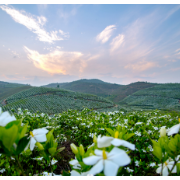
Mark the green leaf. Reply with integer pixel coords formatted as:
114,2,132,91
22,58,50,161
106,128,114,136
2,125,18,151
153,146,162,160
48,147,56,156
177,163,180,175
5,120,21,129
56,147,65,153
125,133,134,140
15,136,30,155
19,123,28,139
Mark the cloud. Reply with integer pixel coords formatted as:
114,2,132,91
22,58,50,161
96,25,116,44
24,46,86,75
124,61,157,72
110,34,124,52
0,5,68,43
175,48,180,52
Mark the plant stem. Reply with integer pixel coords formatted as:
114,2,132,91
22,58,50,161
169,158,178,176
15,156,26,176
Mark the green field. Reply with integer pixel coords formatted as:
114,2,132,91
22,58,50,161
0,87,115,114
119,83,180,110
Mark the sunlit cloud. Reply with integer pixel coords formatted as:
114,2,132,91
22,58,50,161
96,25,116,44
110,34,124,53
24,46,86,75
124,61,157,72
0,5,68,43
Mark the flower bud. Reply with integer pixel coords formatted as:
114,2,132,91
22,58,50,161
70,143,78,154
36,142,44,151
79,144,84,156
160,127,166,137
93,135,97,143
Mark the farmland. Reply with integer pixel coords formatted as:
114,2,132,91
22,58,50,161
0,87,115,114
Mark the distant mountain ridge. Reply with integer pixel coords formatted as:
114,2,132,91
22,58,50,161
43,79,158,103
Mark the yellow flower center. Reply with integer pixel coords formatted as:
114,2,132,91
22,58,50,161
30,131,34,137
179,118,180,123
165,161,168,166
114,131,119,138
102,150,107,159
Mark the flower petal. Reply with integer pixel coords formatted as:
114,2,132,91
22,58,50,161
83,156,101,165
88,159,103,175
156,166,162,174
111,139,135,150
33,128,48,135
167,124,180,136
108,147,131,166
30,137,36,151
34,134,47,142
70,170,80,176
97,136,113,148
69,159,78,165
104,160,119,176
162,166,169,176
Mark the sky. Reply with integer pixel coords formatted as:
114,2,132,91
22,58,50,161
0,2,180,86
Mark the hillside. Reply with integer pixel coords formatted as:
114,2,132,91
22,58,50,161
0,87,114,114
43,79,122,98
119,83,180,110
109,82,158,102
0,81,32,101
43,80,158,103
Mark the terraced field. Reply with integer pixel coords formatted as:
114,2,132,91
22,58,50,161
119,83,180,110
0,87,115,114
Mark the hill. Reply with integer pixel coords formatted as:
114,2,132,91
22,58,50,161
119,83,180,110
109,81,158,102
43,80,158,103
43,79,122,98
0,87,115,114
0,81,32,101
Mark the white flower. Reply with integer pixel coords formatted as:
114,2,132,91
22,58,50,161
167,119,180,136
70,170,90,176
42,172,53,176
126,167,134,172
149,162,156,167
135,122,143,125
135,161,139,167
83,147,131,176
27,128,48,151
97,133,135,150
156,159,177,176
51,159,58,165
32,157,43,161
69,157,81,170
0,108,16,127
0,168,5,173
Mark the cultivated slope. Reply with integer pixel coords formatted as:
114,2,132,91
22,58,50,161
119,83,180,110
0,81,32,100
0,87,114,114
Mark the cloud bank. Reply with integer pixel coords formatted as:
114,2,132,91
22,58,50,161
0,5,68,43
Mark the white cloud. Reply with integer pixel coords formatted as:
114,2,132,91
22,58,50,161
96,25,116,44
24,46,86,75
175,48,180,52
110,34,124,52
0,5,68,44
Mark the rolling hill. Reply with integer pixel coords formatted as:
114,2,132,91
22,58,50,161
119,83,180,110
43,79,158,103
0,86,115,114
0,81,32,101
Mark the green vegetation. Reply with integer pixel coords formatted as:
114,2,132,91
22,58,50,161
43,79,157,103
0,108,180,176
119,83,180,110
0,81,31,101
0,87,114,114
